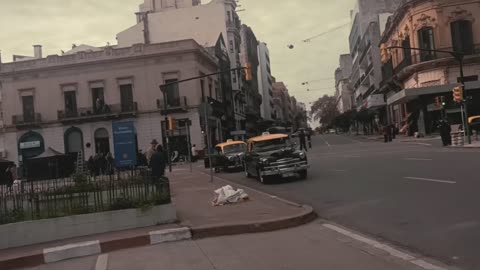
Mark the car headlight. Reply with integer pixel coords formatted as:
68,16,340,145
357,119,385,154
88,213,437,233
299,152,306,160
228,156,235,161
260,158,270,166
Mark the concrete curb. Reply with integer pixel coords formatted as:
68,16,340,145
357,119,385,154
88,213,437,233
191,205,317,239
0,227,191,270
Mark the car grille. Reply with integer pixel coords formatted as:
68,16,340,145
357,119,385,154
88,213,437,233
270,158,301,166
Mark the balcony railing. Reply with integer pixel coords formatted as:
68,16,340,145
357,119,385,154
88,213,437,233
12,113,42,126
58,102,138,122
158,96,188,115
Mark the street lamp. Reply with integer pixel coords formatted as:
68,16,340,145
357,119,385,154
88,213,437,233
383,45,472,144
203,100,215,183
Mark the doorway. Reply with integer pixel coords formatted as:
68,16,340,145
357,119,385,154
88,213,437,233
94,128,110,154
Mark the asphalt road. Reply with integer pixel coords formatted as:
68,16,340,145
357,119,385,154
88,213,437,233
215,134,480,270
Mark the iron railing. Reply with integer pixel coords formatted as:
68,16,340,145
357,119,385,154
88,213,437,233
0,169,170,225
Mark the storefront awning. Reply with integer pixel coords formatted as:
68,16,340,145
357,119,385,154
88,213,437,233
387,84,459,106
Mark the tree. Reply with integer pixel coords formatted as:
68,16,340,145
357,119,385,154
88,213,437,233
311,95,339,127
333,110,357,132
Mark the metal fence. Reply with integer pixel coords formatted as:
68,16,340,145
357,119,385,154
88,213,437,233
0,169,170,225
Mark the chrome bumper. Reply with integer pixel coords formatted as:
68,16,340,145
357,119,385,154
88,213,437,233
260,161,309,176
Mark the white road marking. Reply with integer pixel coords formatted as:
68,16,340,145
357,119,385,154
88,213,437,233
404,177,456,184
406,142,433,146
95,254,109,270
323,223,448,270
319,135,331,147
403,158,433,161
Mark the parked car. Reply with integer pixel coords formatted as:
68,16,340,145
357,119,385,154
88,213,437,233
204,140,246,172
244,133,309,183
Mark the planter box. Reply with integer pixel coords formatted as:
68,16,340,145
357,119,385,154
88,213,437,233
0,203,176,249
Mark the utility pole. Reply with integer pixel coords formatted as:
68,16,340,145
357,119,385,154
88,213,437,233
204,102,214,182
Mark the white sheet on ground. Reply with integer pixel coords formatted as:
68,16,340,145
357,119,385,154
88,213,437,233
212,185,249,206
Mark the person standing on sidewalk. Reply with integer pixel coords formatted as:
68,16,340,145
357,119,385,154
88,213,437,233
146,139,158,166
438,119,452,146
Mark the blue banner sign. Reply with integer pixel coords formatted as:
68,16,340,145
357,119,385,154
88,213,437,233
112,121,137,168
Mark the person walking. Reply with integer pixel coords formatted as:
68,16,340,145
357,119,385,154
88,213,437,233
306,130,312,149
191,144,198,162
438,119,452,146
105,152,114,175
299,130,308,151
150,145,167,178
383,124,392,143
5,163,17,190
146,139,158,166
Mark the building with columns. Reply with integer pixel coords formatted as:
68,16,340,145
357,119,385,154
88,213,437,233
0,40,221,166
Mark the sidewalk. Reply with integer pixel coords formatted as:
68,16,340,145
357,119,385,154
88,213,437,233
0,166,315,269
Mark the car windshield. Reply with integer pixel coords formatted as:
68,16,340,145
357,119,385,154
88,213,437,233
253,138,290,152
223,144,245,154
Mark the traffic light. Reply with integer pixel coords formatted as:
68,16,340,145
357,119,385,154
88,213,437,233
440,96,446,107
380,43,391,64
168,116,175,131
453,85,464,103
434,96,440,106
245,63,252,81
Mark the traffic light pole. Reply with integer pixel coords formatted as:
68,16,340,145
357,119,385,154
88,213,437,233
160,87,173,173
457,56,472,144
385,46,472,144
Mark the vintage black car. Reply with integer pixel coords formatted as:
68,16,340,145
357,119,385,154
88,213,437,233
205,140,247,172
244,133,309,183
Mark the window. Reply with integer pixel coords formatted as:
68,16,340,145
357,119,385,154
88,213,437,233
22,95,35,122
418,27,435,62
402,36,412,65
200,79,205,102
451,20,474,55
208,80,213,98
120,84,134,112
64,91,78,117
92,87,105,114
229,40,234,53
164,79,180,107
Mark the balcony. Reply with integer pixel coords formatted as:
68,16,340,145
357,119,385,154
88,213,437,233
12,113,42,128
57,102,138,123
158,96,188,115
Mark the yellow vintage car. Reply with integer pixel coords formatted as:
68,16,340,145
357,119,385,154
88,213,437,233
205,140,247,172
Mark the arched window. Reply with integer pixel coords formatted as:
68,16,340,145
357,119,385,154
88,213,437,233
418,27,435,62
64,127,83,154
451,20,474,55
402,36,412,65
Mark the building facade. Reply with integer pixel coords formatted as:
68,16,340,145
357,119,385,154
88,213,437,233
348,0,402,118
335,54,354,114
117,0,247,133
257,42,274,120
380,0,480,135
240,24,262,137
0,40,221,165
272,82,293,125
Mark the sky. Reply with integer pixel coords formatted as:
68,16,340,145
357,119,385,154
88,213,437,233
0,0,355,107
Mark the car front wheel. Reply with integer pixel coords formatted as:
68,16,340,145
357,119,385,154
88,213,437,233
299,170,308,180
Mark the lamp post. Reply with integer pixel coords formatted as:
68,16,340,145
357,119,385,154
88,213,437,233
384,46,471,144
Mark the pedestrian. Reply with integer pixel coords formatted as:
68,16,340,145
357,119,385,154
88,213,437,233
299,130,308,151
383,124,392,143
306,130,312,149
438,119,452,146
146,139,158,166
5,163,17,190
137,150,147,167
87,155,95,177
150,145,166,178
105,152,114,175
191,144,198,162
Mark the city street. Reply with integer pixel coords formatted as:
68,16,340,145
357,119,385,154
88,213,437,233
213,135,480,270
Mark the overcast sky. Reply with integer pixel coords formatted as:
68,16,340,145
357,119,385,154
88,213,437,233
0,0,354,106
